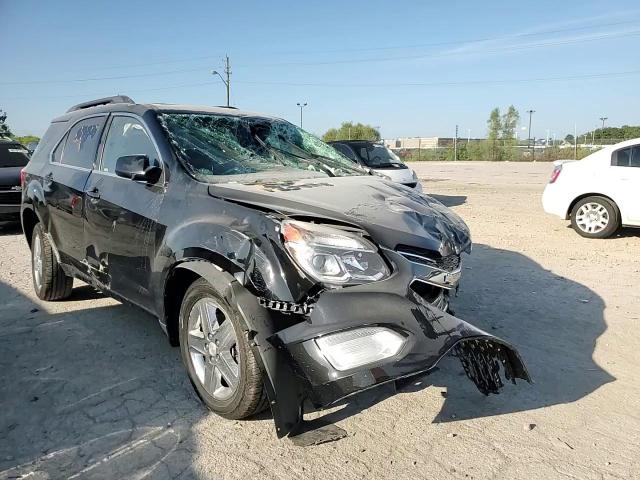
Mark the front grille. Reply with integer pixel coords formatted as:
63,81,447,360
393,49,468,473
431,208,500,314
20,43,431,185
396,245,461,272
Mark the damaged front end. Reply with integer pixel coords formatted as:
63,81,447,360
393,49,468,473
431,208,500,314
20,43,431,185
227,243,531,438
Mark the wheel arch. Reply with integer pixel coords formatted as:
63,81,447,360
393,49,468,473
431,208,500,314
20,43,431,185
567,193,621,221
21,206,40,249
162,259,237,347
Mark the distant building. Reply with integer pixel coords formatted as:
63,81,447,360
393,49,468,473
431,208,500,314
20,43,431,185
383,137,439,150
384,137,480,149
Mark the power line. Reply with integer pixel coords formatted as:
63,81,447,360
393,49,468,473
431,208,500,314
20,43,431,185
268,19,640,55
234,69,640,88
3,24,640,86
3,69,637,102
0,66,208,86
242,30,640,67
0,81,221,101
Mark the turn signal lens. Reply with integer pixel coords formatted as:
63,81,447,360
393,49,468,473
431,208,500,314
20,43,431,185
315,327,406,371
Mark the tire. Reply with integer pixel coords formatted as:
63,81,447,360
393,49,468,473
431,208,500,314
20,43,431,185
31,223,73,301
179,278,266,419
570,196,619,239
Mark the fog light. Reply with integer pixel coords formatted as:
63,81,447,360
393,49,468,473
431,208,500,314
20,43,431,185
315,327,406,371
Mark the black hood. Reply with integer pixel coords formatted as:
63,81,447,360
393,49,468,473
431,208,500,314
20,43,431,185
208,176,471,257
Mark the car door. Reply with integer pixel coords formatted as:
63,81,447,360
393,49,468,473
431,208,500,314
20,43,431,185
83,114,166,310
609,145,640,223
43,115,107,267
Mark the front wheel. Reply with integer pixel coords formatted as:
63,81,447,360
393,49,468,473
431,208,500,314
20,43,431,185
570,196,619,239
31,223,73,300
179,278,266,419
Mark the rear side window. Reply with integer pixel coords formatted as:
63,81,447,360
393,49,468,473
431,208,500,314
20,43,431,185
29,121,68,166
59,116,107,169
52,133,67,163
612,146,640,167
0,143,30,168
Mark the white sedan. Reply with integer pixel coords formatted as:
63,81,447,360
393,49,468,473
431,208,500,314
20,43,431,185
542,138,640,238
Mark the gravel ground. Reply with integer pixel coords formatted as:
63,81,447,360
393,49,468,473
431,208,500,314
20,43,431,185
1,161,639,479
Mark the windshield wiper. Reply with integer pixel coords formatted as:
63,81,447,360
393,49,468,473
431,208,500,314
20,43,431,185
253,135,336,177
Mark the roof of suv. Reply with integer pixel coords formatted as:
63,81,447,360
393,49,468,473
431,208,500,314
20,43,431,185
52,95,277,123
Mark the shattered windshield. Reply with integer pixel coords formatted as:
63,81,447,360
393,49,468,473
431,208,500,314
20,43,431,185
159,113,367,182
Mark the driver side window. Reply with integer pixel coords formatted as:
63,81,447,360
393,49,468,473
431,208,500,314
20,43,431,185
101,116,160,174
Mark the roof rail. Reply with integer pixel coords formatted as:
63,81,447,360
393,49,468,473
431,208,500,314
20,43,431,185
67,95,134,113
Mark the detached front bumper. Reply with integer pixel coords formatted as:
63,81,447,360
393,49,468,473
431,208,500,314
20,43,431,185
229,251,530,438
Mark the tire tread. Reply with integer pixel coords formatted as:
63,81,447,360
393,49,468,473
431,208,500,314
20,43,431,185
32,224,73,301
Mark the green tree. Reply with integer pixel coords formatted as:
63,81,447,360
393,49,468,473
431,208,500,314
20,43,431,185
487,108,502,160
501,105,519,142
322,122,380,142
15,135,40,146
564,134,575,145
0,109,13,138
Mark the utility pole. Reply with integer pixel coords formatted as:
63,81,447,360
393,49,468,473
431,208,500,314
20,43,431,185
454,125,459,161
532,137,536,162
599,116,608,145
296,102,307,128
599,116,607,130
467,128,471,144
526,110,535,157
211,55,231,107
574,124,578,160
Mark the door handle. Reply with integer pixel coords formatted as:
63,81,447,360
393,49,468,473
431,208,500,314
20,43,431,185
86,187,101,199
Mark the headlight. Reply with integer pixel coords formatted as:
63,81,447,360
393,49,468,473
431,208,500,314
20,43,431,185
281,220,390,285
315,327,406,371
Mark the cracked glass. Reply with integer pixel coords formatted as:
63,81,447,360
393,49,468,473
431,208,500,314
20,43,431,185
158,113,367,183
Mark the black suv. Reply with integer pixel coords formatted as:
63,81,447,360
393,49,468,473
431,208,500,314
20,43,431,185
21,96,529,437
1,138,30,222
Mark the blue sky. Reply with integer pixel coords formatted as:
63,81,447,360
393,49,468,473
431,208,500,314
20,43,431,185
2,0,639,140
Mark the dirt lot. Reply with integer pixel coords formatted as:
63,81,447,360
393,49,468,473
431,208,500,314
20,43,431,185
1,161,639,479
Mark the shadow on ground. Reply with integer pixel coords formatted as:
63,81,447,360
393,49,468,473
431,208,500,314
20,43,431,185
0,281,204,479
428,194,467,207
0,243,612,478
0,221,22,237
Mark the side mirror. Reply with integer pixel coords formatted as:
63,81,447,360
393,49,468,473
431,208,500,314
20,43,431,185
115,155,162,184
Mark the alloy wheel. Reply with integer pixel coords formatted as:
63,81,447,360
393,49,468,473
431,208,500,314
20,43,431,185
32,232,43,291
187,298,240,401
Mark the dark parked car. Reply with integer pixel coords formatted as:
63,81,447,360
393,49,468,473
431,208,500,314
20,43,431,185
329,140,422,191
0,138,30,223
21,96,530,438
